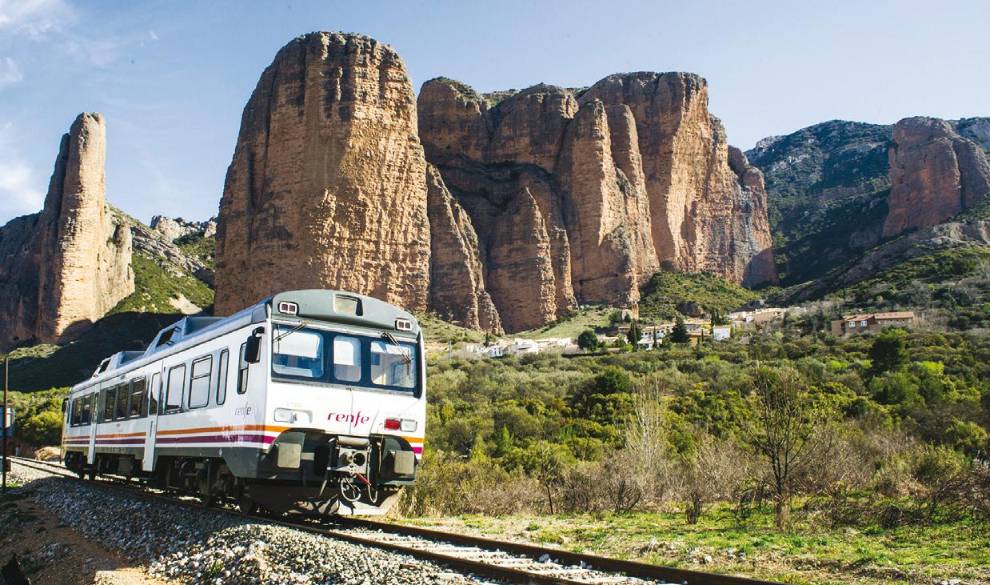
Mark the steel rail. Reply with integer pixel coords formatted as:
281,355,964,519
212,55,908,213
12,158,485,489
8,457,780,585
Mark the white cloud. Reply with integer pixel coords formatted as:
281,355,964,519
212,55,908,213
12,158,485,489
0,56,23,87
0,0,75,38
0,122,44,222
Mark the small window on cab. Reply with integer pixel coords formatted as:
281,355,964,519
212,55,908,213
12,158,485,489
333,295,362,316
237,343,249,394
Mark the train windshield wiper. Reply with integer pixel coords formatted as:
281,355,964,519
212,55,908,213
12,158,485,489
382,332,412,365
273,322,307,346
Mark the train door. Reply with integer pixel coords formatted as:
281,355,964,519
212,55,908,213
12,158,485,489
87,389,99,465
142,370,162,472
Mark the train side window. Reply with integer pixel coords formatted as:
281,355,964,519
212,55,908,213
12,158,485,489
237,343,249,394
149,373,160,415
217,349,229,405
81,394,93,425
129,377,146,418
69,398,80,426
102,387,116,422
189,356,212,409
114,384,129,420
165,365,186,413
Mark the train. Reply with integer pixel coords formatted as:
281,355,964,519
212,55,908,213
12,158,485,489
60,289,426,515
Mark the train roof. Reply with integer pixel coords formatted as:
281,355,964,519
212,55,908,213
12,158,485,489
78,289,420,389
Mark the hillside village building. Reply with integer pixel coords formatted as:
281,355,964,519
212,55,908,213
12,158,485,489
830,311,915,336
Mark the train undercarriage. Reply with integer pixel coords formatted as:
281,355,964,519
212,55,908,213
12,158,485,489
63,432,417,516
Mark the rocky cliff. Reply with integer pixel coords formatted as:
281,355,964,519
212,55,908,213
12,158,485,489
747,120,893,284
150,215,216,242
419,73,776,331
213,33,776,332
0,113,133,350
214,32,431,315
882,117,990,238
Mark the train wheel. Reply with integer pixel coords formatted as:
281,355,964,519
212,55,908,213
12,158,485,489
86,467,96,481
238,491,257,516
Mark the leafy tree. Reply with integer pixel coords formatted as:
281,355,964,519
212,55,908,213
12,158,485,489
670,317,690,344
627,321,643,348
577,330,599,352
869,328,909,375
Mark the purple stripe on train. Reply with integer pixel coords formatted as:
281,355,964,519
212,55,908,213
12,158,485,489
156,433,275,445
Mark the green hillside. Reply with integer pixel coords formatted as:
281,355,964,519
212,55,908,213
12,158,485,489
638,271,763,321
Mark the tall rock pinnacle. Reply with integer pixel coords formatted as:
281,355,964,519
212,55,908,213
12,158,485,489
0,113,133,350
214,32,431,315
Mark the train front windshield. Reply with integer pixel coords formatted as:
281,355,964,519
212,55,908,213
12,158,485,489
271,324,419,393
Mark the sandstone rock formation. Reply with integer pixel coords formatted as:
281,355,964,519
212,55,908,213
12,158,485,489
418,73,776,330
883,117,990,238
425,165,502,333
150,215,217,242
0,113,133,350
215,33,776,332
214,32,431,315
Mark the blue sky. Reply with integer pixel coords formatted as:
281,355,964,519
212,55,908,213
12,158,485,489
1,0,988,226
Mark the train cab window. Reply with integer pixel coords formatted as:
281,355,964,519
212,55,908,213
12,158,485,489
149,373,160,415
189,356,212,409
102,388,116,422
114,384,129,420
370,340,417,390
333,336,362,382
272,326,324,379
217,350,229,405
165,365,186,413
237,343,249,394
129,378,147,418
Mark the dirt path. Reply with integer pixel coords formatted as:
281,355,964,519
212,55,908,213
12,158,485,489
1,490,173,585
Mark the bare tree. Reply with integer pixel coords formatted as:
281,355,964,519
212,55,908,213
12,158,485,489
745,366,835,528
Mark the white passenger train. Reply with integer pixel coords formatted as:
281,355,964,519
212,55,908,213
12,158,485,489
60,289,425,515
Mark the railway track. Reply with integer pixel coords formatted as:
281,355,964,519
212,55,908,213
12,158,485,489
7,456,779,585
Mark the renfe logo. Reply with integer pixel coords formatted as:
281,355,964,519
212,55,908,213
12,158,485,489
328,411,371,426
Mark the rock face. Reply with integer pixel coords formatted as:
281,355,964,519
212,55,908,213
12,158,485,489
215,33,776,332
419,73,776,331
0,113,133,350
883,117,990,238
150,215,217,242
746,120,893,285
214,32,431,315
425,165,502,333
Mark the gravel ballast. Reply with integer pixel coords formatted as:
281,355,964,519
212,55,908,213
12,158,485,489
8,462,484,584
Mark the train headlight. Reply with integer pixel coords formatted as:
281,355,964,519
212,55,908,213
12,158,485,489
274,408,310,424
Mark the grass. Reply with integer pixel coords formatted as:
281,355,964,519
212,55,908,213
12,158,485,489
401,505,990,585
417,313,486,347
175,233,216,270
835,246,990,299
110,252,214,315
516,307,614,339
638,271,762,321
